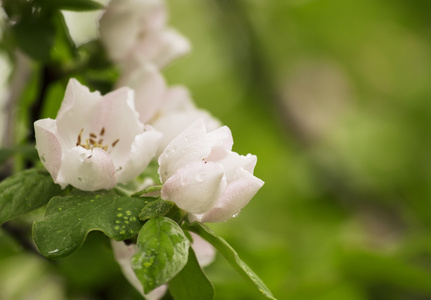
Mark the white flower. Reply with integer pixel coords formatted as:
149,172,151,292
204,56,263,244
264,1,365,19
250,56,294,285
34,78,162,191
117,65,220,154
110,233,215,299
158,119,264,223
99,0,190,68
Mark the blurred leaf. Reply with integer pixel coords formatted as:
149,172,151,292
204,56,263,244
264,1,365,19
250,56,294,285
36,0,104,11
0,145,38,166
169,246,215,300
0,168,62,225
139,199,174,221
132,217,190,294
11,13,56,62
341,250,431,294
184,222,276,300
33,190,147,259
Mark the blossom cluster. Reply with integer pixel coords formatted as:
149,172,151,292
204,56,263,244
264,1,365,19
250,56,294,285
34,0,264,297
35,0,263,225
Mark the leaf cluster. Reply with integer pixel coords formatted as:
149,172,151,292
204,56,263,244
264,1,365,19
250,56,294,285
0,168,275,299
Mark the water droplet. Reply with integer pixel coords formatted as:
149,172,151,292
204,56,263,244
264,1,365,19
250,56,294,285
114,226,120,230
115,220,120,224
58,208,62,211
117,213,123,217
41,155,46,163
120,230,126,235
195,170,206,182
126,210,132,216
77,177,83,182
117,208,123,211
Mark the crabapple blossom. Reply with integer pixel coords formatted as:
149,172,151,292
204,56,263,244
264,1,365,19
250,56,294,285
99,0,190,68
158,119,264,222
110,233,215,299
34,78,162,191
117,64,220,154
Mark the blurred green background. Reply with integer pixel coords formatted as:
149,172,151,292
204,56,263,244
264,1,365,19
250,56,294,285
1,0,431,299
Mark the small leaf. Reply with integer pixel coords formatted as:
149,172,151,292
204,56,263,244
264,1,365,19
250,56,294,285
132,217,190,294
184,222,276,300
37,0,104,11
169,247,215,300
33,190,149,259
0,168,63,225
132,185,162,197
139,199,174,221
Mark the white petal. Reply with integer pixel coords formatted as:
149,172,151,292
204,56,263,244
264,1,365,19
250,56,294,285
158,119,211,182
200,171,264,223
58,147,116,191
56,79,102,149
117,65,167,124
111,240,167,300
116,125,162,184
190,232,216,268
99,0,166,62
217,153,257,183
34,119,63,185
160,86,194,112
94,87,144,168
206,126,233,162
161,161,226,214
133,28,191,68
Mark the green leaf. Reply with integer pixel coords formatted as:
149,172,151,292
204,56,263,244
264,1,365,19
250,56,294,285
139,199,175,221
33,190,150,259
184,222,276,300
169,247,215,300
0,168,63,225
12,13,56,62
132,217,190,294
37,0,104,11
0,145,38,166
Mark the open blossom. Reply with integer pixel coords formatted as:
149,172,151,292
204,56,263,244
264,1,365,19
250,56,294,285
34,79,162,191
117,65,220,155
99,0,190,68
111,232,215,299
158,119,264,223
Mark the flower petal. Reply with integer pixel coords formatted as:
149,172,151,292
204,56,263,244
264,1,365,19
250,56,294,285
116,125,162,184
161,161,226,214
200,170,264,223
206,126,233,161
190,232,216,268
34,119,63,185
217,153,257,183
111,240,168,300
133,28,191,68
158,119,211,182
58,147,116,191
56,79,102,149
117,65,167,124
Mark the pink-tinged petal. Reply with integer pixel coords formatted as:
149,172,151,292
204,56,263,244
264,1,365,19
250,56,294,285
34,119,62,185
160,86,194,112
111,240,168,299
190,232,216,268
116,125,162,183
206,126,233,162
158,119,211,182
133,28,191,68
217,152,257,183
161,161,226,214
58,147,116,191
94,87,144,167
56,79,102,148
99,0,166,63
152,108,221,156
200,171,264,223
117,65,166,124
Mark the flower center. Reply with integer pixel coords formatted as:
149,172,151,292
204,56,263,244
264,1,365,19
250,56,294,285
76,127,119,152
